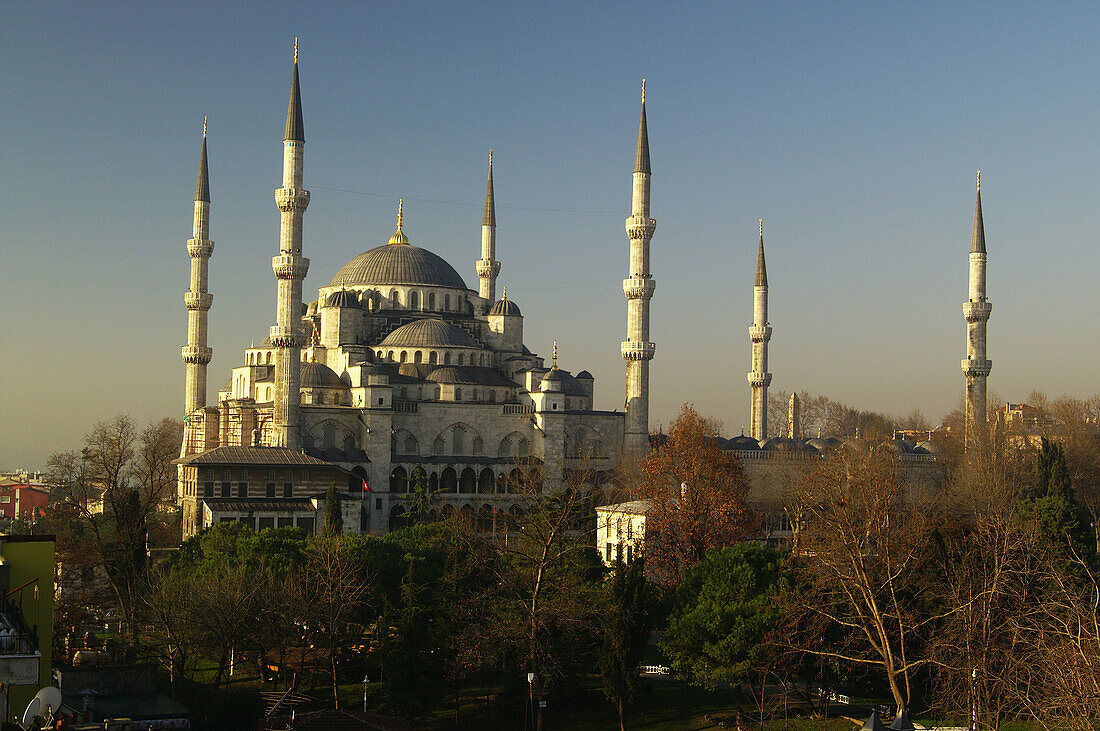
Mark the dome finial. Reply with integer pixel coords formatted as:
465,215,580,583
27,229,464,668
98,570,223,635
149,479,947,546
388,198,409,245
502,286,507,301
976,169,981,193
552,339,558,370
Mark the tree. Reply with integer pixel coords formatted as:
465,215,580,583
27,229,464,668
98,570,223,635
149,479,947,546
1018,438,1087,554
788,446,933,714
599,557,655,731
639,404,755,583
46,414,183,647
661,543,783,690
323,484,343,536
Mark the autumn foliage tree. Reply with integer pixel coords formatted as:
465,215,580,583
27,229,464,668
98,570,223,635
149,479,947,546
638,405,756,583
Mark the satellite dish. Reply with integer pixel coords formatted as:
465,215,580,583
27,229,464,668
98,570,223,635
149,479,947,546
21,686,62,729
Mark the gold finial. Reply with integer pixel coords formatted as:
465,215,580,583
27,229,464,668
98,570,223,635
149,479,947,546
489,149,493,167
641,78,646,104
976,170,981,193
294,37,298,64
397,198,403,230
251,339,255,348
552,339,558,369
203,116,207,138
759,218,763,237
502,286,507,301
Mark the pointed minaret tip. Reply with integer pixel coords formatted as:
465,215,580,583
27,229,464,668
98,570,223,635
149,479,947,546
971,171,986,254
634,81,651,174
755,219,768,287
483,149,496,227
195,119,210,202
284,39,305,142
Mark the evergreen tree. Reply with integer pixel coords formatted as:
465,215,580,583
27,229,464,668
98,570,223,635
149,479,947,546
323,484,343,536
1018,438,1086,553
599,557,654,731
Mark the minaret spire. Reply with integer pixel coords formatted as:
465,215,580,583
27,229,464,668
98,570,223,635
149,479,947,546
183,119,214,415
748,219,772,441
962,171,992,452
476,150,501,309
271,42,311,449
622,80,657,455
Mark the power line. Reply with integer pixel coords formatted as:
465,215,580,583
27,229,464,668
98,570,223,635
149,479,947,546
311,184,621,216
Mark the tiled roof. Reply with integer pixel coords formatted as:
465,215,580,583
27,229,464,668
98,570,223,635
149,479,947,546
596,499,652,516
176,446,339,468
203,498,318,513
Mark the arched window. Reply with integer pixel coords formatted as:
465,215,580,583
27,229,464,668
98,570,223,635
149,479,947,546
389,467,407,493
389,504,406,532
472,437,484,455
429,472,439,492
478,468,494,494
429,351,438,364
409,291,419,310
433,436,444,455
403,434,418,454
391,290,400,307
441,467,457,492
458,353,465,365
400,351,408,363
387,351,395,361
444,352,451,365
267,352,273,365
452,428,465,455
460,467,476,493
414,351,423,363
323,422,336,448
454,388,462,401
433,387,441,399
428,292,436,310
444,294,451,311
489,390,497,403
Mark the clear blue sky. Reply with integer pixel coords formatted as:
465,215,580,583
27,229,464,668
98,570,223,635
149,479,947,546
4,1,1099,469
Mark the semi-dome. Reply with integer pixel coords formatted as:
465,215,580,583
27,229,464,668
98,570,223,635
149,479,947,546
379,318,476,348
330,244,468,290
540,369,586,396
300,362,347,390
325,289,360,308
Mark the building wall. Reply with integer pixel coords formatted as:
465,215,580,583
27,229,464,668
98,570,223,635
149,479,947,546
0,536,54,722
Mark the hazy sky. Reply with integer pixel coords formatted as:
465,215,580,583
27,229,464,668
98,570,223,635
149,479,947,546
4,2,1100,469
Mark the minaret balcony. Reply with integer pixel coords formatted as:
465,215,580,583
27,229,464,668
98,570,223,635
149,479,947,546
748,325,772,342
269,325,307,349
962,301,992,322
272,254,310,280
476,260,500,278
182,346,213,364
622,277,656,300
274,187,311,213
747,372,772,388
184,292,213,310
621,341,656,361
186,238,214,257
961,358,992,378
624,215,656,240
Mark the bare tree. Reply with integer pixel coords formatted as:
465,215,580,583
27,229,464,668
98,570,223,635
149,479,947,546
788,446,934,714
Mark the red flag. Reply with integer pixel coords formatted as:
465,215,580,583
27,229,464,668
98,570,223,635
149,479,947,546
363,479,372,493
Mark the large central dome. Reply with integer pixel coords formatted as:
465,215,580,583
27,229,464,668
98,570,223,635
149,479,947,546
330,243,468,290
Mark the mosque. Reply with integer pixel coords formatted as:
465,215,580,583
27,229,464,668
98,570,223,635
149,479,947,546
176,46,657,537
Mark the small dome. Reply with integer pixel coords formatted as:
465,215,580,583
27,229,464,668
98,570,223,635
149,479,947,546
575,370,593,380
325,289,360,308
540,368,586,396
916,440,944,456
489,298,522,316
805,437,835,453
379,319,476,348
427,367,480,385
300,362,347,390
542,369,566,383
878,439,914,454
726,434,760,451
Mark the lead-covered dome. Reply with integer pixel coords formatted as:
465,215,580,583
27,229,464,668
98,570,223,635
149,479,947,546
330,243,468,290
379,318,476,348
300,362,347,390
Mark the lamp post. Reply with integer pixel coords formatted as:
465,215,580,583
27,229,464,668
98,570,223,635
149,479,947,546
362,674,369,713
527,672,535,731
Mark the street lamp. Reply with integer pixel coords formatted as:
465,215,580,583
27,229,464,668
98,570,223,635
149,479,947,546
362,674,370,713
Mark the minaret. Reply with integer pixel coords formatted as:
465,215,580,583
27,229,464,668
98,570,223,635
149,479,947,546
748,219,772,441
271,39,311,449
962,171,992,448
476,150,500,306
183,118,214,416
622,80,657,455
